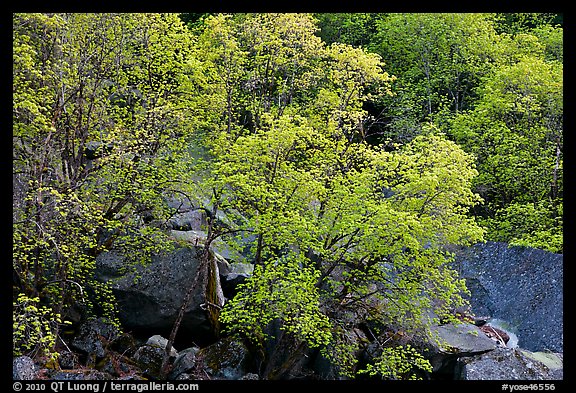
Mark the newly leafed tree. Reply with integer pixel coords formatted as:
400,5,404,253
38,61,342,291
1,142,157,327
190,13,485,379
13,13,200,359
451,55,563,253
13,12,499,380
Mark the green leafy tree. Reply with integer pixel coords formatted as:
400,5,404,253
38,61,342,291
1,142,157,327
16,12,541,380
358,12,562,253
450,55,562,253
13,13,200,360
531,24,563,62
314,13,384,48
190,13,485,379
493,13,562,35
368,13,501,140
13,294,71,364
358,344,433,380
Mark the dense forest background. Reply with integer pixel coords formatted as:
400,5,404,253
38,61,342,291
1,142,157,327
13,13,562,379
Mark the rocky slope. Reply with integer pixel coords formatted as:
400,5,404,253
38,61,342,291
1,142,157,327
14,235,563,381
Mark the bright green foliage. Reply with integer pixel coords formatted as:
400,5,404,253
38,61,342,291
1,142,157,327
317,15,563,256
369,13,500,137
210,113,327,261
311,14,563,256
309,133,482,376
191,13,485,379
486,202,562,253
358,344,433,380
314,13,384,48
320,328,365,378
348,12,563,253
381,133,485,243
14,11,559,380
13,294,70,362
451,55,562,253
530,25,563,62
220,254,333,349
13,13,200,335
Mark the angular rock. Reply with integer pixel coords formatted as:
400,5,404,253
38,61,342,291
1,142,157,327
452,241,563,352
431,323,498,354
95,245,220,343
427,322,497,373
169,230,245,263
147,191,207,232
169,347,200,380
168,230,208,247
98,352,142,379
166,211,206,232
70,318,121,358
196,337,253,380
58,350,80,370
146,335,178,357
133,344,168,379
216,256,254,298
109,332,138,356
456,347,563,380
13,356,37,380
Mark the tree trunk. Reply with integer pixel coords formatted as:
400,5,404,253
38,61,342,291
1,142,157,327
159,198,220,379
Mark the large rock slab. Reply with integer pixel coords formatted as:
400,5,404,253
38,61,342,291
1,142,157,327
452,242,563,352
426,323,498,373
456,347,563,380
95,245,216,341
431,323,498,355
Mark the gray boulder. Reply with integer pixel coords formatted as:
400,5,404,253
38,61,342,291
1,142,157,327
164,207,206,232
133,338,177,379
431,323,499,354
196,336,253,380
216,255,254,297
70,317,121,358
169,230,243,262
456,347,563,380
163,193,205,223
95,245,220,340
452,241,563,352
13,356,37,380
426,322,498,374
57,350,80,370
146,335,178,357
169,347,200,380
